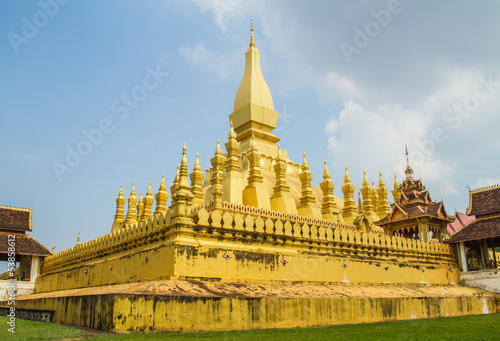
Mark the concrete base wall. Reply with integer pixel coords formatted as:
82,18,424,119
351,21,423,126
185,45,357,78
460,270,500,294
0,280,34,301
4,280,496,333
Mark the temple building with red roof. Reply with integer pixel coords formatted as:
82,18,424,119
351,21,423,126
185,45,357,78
447,211,475,235
0,205,52,300
446,185,500,270
375,151,453,242
445,184,500,293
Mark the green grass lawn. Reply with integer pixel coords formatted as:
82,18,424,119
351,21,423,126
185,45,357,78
0,314,499,340
0,315,83,340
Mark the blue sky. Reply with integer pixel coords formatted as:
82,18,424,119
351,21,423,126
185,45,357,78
1,0,499,256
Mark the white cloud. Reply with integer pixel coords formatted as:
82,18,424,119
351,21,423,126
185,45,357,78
316,71,361,104
190,0,244,31
179,43,240,80
473,177,500,189
325,100,459,196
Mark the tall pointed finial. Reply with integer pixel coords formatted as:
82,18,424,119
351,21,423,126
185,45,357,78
154,174,169,215
111,184,126,232
141,181,154,221
404,145,414,180
159,174,166,191
362,170,369,187
178,143,191,190
379,171,385,187
76,231,80,245
302,153,308,167
215,139,222,154
194,153,201,171
323,160,330,179
344,166,351,183
125,181,138,225
190,152,205,205
250,19,255,48
181,141,187,165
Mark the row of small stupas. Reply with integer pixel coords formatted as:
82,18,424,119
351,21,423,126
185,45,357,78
111,138,394,235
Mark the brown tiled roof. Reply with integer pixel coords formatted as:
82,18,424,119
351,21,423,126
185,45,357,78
0,233,52,256
0,206,32,232
445,216,500,244
376,201,449,226
467,186,500,216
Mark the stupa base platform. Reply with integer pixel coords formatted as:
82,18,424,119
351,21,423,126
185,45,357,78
7,280,496,333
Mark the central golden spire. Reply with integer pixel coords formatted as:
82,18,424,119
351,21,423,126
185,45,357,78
230,21,280,155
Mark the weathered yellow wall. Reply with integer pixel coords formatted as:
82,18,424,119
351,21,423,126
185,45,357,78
11,295,114,330
35,207,461,292
9,282,496,333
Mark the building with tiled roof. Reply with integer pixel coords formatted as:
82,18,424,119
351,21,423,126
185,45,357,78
447,211,475,235
444,185,500,293
446,185,500,270
0,206,52,301
375,151,453,242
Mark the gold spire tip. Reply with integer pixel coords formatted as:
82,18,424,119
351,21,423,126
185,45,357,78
250,19,256,48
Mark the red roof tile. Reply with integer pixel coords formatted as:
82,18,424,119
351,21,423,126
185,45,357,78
447,212,475,234
445,216,500,243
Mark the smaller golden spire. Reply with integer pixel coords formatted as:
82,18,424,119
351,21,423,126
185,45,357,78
276,144,282,161
215,139,222,155
379,171,385,188
125,181,138,225
190,153,205,205
302,153,309,170
358,191,364,215
178,142,191,190
344,166,351,183
250,19,255,48
141,181,154,221
362,170,369,187
181,141,187,167
159,174,166,191
76,231,80,245
154,174,169,215
323,160,330,179
229,121,236,139
137,191,144,221
194,153,201,172
170,165,180,199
